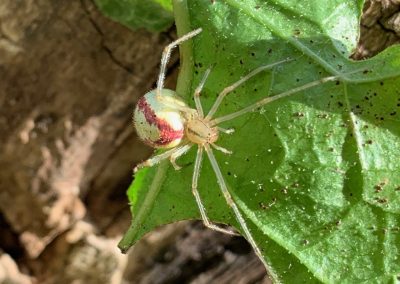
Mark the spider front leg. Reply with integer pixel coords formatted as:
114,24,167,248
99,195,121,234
211,70,365,125
193,67,212,117
192,146,239,236
205,58,292,120
211,143,232,155
217,127,235,135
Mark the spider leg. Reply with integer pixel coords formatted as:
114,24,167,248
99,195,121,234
156,28,202,96
134,144,190,173
205,58,292,120
211,71,358,125
217,127,235,135
155,95,197,114
193,67,212,117
211,143,232,155
204,144,272,271
169,144,193,170
192,146,239,236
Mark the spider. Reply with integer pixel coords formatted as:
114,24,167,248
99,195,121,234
130,28,354,267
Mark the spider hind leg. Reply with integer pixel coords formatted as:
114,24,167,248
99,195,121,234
169,144,193,170
204,144,272,270
192,146,239,236
134,144,191,173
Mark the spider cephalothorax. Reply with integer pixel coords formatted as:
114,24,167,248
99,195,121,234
185,118,219,145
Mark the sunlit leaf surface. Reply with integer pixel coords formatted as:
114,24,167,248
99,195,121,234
120,0,400,282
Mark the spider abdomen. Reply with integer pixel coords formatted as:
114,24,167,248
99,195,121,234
134,89,187,149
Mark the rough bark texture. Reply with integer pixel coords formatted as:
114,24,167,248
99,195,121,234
0,0,398,283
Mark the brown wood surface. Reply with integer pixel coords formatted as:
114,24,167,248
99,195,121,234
0,0,398,283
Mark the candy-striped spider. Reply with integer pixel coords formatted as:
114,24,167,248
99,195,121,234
131,28,353,266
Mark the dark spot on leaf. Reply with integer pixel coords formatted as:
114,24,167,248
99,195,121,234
374,197,388,204
380,81,384,86
251,52,255,56
268,48,272,54
395,186,400,192
259,202,268,210
302,240,309,246
293,112,304,118
227,171,231,176
390,111,397,116
255,5,260,9
337,101,344,107
374,185,383,192
366,139,373,145
292,182,300,188
293,29,301,36
309,40,314,43
335,81,340,85
240,59,243,65
328,147,334,152
335,220,341,226
349,192,353,197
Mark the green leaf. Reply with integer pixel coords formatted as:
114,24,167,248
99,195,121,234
120,0,400,282
94,0,173,32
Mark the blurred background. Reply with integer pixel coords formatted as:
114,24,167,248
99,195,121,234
0,0,399,283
